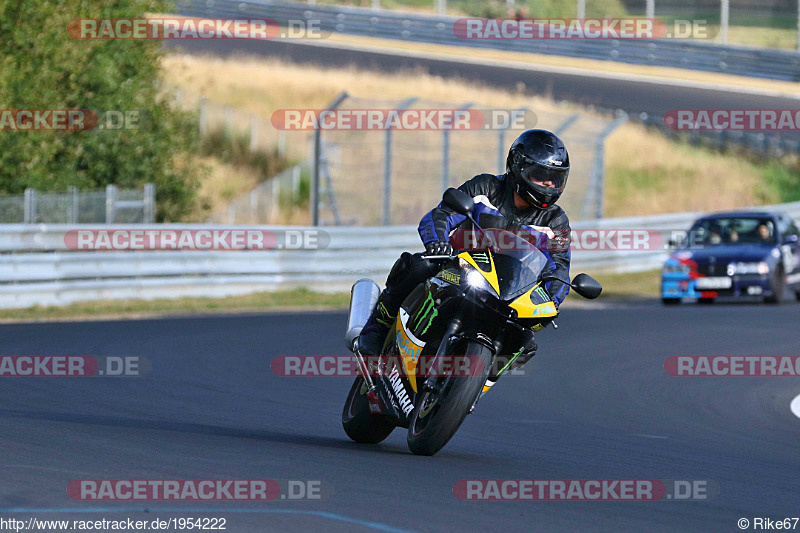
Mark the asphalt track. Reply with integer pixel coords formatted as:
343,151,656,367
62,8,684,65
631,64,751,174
1,301,799,532
165,38,800,120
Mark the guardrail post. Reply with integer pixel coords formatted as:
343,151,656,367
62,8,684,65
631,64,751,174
646,0,654,20
312,92,348,226
68,186,78,224
721,0,729,44
577,0,585,19
105,185,118,224
292,165,301,201
143,183,156,223
23,188,36,224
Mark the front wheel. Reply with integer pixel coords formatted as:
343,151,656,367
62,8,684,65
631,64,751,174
765,268,785,304
342,376,395,444
407,339,493,456
661,298,680,306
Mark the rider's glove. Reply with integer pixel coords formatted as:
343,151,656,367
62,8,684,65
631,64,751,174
425,241,453,256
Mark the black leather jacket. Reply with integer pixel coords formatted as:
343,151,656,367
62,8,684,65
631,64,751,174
418,173,572,305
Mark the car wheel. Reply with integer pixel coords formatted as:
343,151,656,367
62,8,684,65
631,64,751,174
698,298,715,304
661,298,680,306
765,267,785,305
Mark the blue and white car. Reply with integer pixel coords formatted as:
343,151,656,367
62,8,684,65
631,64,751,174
661,211,800,304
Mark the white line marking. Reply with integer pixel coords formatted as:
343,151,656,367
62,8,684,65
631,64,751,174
276,37,800,100
627,433,669,439
791,393,800,420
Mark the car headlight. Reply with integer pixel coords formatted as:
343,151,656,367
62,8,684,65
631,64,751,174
663,262,690,274
727,261,769,275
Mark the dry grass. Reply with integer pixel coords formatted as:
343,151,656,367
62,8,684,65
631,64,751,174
161,53,585,117
604,122,765,217
162,54,785,221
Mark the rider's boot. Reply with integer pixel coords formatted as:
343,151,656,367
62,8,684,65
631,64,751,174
355,290,397,356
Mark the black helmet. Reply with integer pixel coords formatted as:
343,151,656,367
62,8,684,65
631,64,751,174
506,129,570,208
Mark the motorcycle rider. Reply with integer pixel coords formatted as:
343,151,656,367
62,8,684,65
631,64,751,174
356,129,572,374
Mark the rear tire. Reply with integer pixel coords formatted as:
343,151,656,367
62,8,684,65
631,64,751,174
407,340,493,456
698,298,715,304
661,298,680,306
342,376,395,444
765,268,785,304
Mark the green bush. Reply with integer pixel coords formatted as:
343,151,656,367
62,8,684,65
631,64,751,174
0,0,203,221
199,128,292,182
759,160,800,204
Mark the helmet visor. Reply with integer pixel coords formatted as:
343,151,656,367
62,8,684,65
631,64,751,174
518,161,568,192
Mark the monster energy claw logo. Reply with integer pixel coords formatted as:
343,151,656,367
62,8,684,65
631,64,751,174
534,286,549,301
472,251,490,264
413,292,438,335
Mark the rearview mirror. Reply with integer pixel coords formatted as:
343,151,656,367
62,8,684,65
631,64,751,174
571,273,602,299
784,234,799,244
442,188,474,216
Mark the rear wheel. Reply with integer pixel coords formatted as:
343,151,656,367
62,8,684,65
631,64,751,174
407,339,493,456
765,267,785,304
661,298,680,306
342,376,395,444
698,298,715,304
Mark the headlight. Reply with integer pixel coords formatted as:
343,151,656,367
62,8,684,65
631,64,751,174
466,270,487,288
663,262,690,274
727,261,769,275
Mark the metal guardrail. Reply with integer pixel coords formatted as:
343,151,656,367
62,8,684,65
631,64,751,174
1,200,799,308
176,0,800,81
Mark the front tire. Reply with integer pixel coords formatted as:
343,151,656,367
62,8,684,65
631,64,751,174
407,340,493,456
342,376,395,444
765,268,785,304
661,298,680,306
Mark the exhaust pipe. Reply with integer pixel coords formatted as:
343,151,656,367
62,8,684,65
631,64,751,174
345,278,381,352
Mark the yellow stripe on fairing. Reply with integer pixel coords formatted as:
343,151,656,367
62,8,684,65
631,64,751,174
459,251,500,295
508,283,558,319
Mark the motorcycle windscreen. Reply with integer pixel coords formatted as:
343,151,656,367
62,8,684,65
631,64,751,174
492,246,549,301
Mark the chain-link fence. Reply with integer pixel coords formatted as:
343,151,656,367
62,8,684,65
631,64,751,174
310,94,626,226
168,86,310,164
0,185,156,224
206,165,308,224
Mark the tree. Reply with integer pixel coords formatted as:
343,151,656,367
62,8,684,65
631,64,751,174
0,0,204,220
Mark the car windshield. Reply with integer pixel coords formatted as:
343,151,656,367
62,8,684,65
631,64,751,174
488,231,550,300
684,217,777,247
